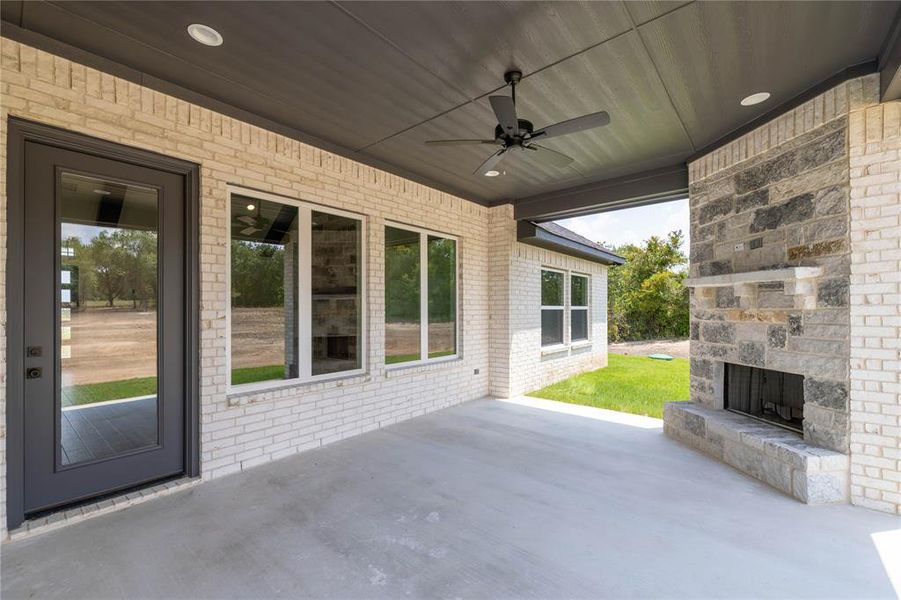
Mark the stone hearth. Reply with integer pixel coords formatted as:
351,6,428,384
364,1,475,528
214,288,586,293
665,403,849,504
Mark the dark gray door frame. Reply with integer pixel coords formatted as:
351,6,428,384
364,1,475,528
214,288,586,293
6,118,200,530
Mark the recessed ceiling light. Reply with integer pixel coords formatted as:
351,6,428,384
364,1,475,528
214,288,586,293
484,170,500,177
740,92,771,107
187,23,223,47
246,203,255,211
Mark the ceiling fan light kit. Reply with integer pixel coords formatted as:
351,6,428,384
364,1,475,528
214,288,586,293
425,69,611,177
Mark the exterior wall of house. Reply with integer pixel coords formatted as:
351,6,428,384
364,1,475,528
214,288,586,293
489,205,609,399
848,99,901,514
683,73,901,514
0,38,612,535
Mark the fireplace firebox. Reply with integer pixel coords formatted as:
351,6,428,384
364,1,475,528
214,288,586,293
724,363,804,433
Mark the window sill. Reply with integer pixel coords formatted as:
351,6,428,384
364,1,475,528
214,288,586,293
570,340,592,349
540,344,569,356
227,369,370,406
384,355,462,374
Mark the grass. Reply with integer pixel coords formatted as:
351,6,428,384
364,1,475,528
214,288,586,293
62,376,157,407
528,353,689,419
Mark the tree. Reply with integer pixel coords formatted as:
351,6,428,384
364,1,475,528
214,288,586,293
230,240,286,308
91,231,129,307
605,230,689,342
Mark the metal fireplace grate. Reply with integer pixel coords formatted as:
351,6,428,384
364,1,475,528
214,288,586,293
724,363,804,433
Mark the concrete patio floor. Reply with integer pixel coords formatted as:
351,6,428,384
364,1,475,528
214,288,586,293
2,397,899,599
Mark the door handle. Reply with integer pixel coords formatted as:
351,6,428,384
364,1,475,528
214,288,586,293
26,367,42,379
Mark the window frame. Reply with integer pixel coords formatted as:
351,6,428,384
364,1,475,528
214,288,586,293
225,186,368,394
570,272,591,344
384,221,460,369
540,267,567,349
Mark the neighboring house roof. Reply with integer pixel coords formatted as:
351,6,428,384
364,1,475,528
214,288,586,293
516,221,626,266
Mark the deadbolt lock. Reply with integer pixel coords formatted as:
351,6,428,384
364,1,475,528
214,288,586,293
26,367,42,379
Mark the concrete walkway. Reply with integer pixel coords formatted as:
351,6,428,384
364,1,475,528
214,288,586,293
3,398,899,599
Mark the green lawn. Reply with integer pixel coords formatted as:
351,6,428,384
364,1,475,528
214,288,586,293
62,376,157,407
528,353,689,419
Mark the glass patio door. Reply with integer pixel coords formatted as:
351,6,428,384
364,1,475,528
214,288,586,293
22,142,186,515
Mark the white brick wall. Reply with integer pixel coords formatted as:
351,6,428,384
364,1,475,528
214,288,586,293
0,39,611,535
488,206,609,398
848,99,901,515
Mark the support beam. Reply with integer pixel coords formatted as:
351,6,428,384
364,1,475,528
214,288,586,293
512,164,688,222
880,7,901,101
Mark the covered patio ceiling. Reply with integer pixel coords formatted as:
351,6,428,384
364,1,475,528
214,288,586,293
2,1,900,219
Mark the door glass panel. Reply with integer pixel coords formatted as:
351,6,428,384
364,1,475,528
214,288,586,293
59,172,159,465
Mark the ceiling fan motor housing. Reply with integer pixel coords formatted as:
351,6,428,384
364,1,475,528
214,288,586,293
495,119,534,143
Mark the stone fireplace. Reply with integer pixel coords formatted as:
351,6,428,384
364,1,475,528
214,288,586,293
664,87,861,505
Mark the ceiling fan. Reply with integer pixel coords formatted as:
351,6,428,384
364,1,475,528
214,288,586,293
425,70,611,176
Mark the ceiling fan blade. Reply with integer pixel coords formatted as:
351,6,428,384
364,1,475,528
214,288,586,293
530,144,574,168
473,148,507,175
489,95,519,135
532,111,610,141
425,139,497,146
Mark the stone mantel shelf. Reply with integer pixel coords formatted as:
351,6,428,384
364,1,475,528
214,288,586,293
685,267,823,310
684,267,824,288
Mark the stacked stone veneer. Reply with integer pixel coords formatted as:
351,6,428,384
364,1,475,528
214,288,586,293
0,38,612,537
668,75,901,512
687,112,853,454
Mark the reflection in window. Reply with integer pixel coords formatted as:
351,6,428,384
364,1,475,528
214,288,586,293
230,194,298,385
312,211,362,375
571,274,589,342
385,226,458,365
385,227,421,364
541,270,564,347
59,172,159,465
428,236,456,358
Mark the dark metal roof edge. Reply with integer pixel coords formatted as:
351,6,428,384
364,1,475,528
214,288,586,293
517,221,625,266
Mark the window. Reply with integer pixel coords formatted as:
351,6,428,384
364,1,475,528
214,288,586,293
571,274,590,342
228,190,364,389
311,211,362,376
541,269,565,347
385,225,457,365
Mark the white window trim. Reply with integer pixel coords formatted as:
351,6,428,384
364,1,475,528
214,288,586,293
384,221,460,369
570,272,591,343
225,185,368,394
540,267,566,348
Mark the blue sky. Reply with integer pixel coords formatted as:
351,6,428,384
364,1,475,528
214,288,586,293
555,198,690,255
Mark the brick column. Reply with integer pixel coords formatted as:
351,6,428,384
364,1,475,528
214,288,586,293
848,99,901,515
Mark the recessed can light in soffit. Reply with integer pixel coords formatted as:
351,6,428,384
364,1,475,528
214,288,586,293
484,170,501,177
740,92,771,107
187,23,223,47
